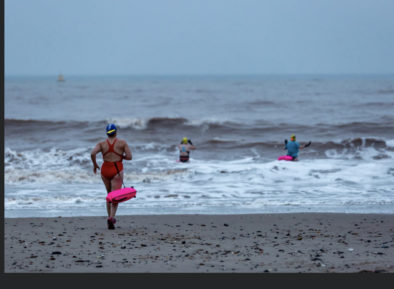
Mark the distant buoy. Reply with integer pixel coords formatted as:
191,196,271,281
57,74,65,82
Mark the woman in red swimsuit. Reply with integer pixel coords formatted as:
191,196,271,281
91,124,132,229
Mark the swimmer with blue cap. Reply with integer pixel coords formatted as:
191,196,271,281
106,123,117,136
91,123,132,229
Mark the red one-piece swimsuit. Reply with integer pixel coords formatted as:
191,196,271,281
101,139,123,179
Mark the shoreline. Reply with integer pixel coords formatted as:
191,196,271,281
5,213,394,273
5,211,394,219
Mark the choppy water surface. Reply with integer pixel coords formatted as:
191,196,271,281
5,75,394,217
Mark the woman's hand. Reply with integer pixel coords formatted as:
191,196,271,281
93,164,100,174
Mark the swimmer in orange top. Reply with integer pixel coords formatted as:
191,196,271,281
91,124,132,229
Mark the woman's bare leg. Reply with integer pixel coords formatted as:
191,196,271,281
101,175,112,217
110,171,123,218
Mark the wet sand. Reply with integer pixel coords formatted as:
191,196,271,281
4,213,394,273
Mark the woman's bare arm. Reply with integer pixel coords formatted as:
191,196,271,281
123,142,132,160
91,143,102,173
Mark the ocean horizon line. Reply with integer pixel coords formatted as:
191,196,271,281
5,72,394,79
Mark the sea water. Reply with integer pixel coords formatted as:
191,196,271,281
4,75,394,217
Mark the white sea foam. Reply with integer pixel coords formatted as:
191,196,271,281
106,117,148,130
386,139,394,148
4,145,394,217
104,116,238,131
186,117,233,127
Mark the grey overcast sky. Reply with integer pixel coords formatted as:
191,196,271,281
5,0,394,76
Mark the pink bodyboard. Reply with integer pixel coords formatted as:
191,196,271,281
106,187,137,203
277,155,294,161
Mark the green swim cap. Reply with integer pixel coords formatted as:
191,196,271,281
290,134,296,140
182,137,188,144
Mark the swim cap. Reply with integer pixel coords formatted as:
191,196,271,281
290,134,296,140
106,123,117,136
182,137,188,144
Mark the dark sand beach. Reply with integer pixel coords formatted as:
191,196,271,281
4,213,394,273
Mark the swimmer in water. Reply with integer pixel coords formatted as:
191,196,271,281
178,137,196,162
284,134,311,161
